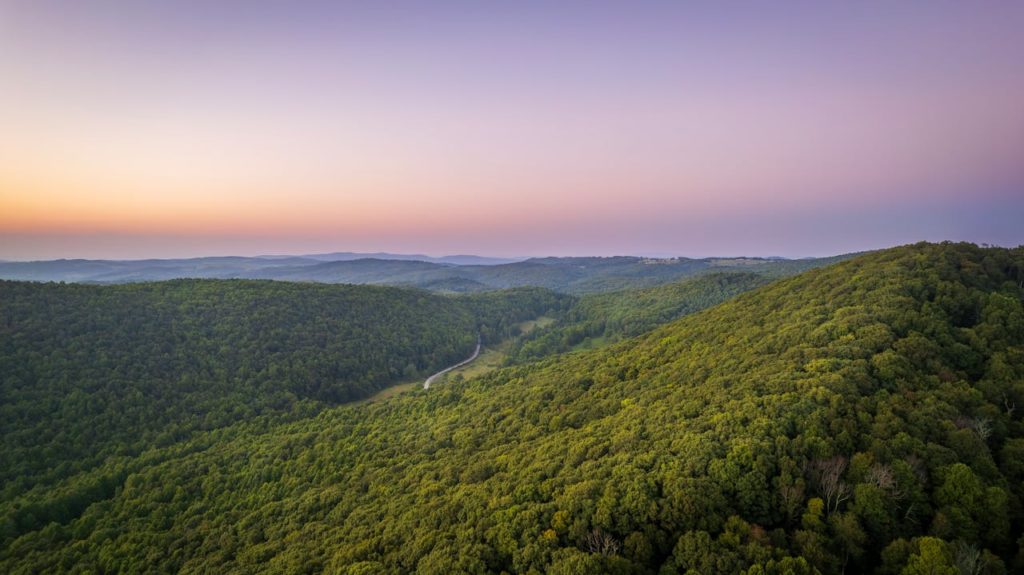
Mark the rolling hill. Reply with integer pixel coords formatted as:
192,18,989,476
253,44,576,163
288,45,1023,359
0,280,566,504
508,272,775,362
2,242,1022,573
0,253,855,294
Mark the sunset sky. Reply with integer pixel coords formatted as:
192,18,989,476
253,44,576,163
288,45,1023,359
1,1,1022,260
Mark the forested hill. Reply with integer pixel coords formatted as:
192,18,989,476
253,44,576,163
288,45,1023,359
4,243,1024,573
508,272,773,362
0,280,566,502
0,252,856,294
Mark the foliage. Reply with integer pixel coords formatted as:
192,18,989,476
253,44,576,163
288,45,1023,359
2,242,1024,574
508,272,772,362
0,280,562,505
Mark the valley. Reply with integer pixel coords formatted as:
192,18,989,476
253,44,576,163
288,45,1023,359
424,335,481,390
429,317,556,387
5,3,1021,572
2,242,1023,573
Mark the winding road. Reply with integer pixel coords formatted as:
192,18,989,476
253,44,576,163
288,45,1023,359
424,334,481,389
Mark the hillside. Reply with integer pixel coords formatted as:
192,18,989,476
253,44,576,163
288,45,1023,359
508,272,774,362
0,280,566,503
3,243,1024,573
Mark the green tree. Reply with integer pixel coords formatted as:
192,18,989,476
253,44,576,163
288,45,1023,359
901,537,956,575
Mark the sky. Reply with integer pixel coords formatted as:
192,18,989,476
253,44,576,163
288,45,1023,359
1,1,1022,260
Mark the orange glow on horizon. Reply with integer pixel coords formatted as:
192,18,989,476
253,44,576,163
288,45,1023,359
1,2,1022,258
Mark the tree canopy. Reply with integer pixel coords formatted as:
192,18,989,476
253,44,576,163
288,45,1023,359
2,242,1023,573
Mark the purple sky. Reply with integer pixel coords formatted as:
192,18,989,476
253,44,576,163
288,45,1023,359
1,1,1022,259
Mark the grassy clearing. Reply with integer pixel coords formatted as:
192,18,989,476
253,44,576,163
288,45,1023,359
439,315,554,382
356,378,421,404
361,315,556,402
445,342,509,380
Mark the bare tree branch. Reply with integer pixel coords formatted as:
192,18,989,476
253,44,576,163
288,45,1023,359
809,456,850,514
584,528,620,556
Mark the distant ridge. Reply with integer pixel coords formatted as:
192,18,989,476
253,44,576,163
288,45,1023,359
278,252,525,266
0,252,858,293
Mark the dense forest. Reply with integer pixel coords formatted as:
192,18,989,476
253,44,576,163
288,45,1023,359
0,280,565,505
3,243,1024,573
508,272,773,363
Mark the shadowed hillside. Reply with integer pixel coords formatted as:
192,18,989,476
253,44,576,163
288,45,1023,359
0,280,566,504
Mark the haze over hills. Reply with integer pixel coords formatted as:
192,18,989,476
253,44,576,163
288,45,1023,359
0,252,856,293
0,252,515,282
294,252,525,266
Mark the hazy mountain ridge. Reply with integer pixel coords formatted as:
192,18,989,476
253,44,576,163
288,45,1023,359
0,253,858,293
296,252,524,266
